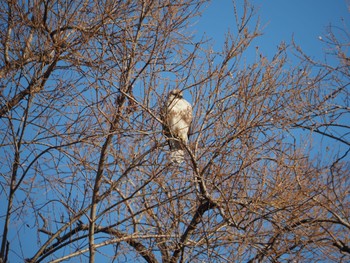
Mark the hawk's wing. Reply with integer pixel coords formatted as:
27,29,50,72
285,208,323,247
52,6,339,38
164,97,192,143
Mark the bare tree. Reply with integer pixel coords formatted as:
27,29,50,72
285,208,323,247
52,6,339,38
0,0,349,262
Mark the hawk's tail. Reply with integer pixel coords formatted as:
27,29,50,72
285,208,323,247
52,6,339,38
168,139,185,164
170,149,185,164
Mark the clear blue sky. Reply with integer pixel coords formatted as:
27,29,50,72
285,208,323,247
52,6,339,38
197,0,349,59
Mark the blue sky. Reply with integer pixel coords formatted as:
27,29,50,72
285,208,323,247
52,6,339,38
194,0,350,164
197,0,349,59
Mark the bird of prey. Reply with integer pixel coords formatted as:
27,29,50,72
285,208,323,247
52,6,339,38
162,89,192,163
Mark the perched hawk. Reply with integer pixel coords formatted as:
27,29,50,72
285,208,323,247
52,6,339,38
162,89,192,163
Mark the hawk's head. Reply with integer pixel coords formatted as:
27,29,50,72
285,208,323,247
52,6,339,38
169,89,183,99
